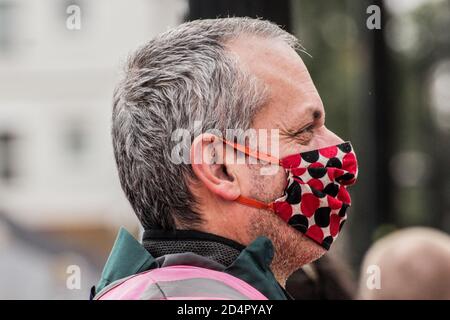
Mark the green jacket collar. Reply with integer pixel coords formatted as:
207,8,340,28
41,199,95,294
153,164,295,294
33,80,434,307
96,228,156,293
224,236,288,300
96,227,288,300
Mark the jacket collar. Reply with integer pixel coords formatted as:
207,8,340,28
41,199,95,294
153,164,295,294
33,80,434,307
96,228,156,294
142,228,245,268
96,227,288,300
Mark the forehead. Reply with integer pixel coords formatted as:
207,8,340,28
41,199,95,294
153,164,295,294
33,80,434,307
226,35,324,130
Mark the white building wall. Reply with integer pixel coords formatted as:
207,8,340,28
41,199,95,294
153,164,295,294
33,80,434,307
0,0,187,229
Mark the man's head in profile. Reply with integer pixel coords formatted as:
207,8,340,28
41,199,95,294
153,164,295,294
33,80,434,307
111,17,356,287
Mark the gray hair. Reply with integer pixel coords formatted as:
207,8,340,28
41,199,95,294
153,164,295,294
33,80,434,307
112,17,299,230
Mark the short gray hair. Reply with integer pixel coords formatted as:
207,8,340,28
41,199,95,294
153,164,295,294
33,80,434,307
112,17,298,230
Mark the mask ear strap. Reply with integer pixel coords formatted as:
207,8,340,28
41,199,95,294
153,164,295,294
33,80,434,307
235,195,275,211
214,136,277,212
217,136,281,165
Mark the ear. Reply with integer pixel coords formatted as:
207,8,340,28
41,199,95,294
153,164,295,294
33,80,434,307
190,133,241,201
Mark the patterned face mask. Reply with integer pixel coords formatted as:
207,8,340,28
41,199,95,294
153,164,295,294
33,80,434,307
221,138,358,250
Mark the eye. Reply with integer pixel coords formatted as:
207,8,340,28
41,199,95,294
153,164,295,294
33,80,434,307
297,124,315,135
292,124,315,144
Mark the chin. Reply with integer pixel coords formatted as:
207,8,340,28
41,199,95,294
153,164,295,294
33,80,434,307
249,210,327,266
286,225,328,264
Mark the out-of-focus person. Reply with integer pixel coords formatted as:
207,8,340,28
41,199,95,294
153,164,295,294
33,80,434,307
287,254,355,300
358,227,450,300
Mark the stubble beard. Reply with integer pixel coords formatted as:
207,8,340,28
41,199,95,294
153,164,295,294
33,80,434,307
248,208,326,287
247,165,326,287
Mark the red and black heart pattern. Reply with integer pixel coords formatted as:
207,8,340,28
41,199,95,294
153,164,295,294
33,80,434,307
272,142,358,250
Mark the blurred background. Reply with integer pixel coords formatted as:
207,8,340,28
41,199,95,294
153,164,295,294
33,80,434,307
0,0,448,299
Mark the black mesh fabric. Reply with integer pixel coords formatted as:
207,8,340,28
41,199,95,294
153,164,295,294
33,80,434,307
143,239,241,267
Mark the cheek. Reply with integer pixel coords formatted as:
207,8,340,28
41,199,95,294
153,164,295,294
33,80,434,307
248,165,287,200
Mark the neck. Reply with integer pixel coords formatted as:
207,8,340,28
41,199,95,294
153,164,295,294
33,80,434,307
270,256,297,289
274,274,287,289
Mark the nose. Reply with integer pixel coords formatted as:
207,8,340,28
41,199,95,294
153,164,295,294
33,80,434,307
311,126,344,149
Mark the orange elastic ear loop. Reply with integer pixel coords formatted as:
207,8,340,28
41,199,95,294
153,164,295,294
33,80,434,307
235,195,275,211
214,136,277,212
217,136,281,166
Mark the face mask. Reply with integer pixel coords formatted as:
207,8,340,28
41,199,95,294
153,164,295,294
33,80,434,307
220,138,358,250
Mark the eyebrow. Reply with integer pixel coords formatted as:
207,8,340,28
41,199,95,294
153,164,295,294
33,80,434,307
299,107,323,127
281,105,324,136
287,108,321,136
